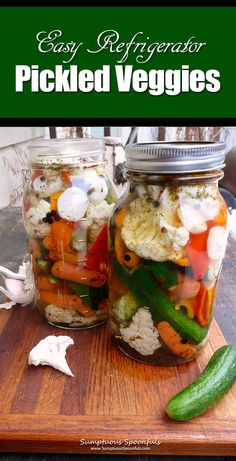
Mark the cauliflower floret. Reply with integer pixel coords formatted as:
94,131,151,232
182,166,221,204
25,199,51,237
120,307,161,356
45,304,106,326
28,335,74,377
179,184,218,200
159,215,189,251
121,191,188,262
178,185,220,234
86,200,114,222
79,200,114,238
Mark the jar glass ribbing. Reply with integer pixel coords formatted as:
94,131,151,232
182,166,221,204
109,142,228,365
23,138,117,329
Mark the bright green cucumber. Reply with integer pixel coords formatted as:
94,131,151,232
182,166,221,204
166,345,236,421
146,261,178,288
68,282,90,297
130,265,207,344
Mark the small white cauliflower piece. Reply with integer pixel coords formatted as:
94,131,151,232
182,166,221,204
178,185,220,234
45,304,99,326
120,308,161,356
159,215,189,251
86,200,114,223
58,187,89,221
25,199,51,237
83,200,114,239
28,335,74,377
33,175,63,199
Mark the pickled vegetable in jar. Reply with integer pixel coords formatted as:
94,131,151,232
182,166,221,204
109,142,228,365
23,138,117,329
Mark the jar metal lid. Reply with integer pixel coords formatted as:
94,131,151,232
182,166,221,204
28,138,105,166
125,141,226,173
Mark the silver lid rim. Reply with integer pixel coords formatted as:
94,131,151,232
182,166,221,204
125,141,226,173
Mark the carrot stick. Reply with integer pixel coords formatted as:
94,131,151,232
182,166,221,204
37,275,61,291
43,235,54,250
39,290,95,317
115,207,126,228
51,260,107,287
114,230,126,265
49,249,60,261
49,249,85,265
158,321,196,359
52,220,73,254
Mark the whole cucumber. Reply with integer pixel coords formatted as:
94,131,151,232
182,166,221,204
166,345,236,421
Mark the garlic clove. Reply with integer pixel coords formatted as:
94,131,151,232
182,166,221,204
207,225,227,261
33,175,63,199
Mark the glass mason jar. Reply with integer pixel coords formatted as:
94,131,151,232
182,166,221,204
109,142,228,365
23,138,117,329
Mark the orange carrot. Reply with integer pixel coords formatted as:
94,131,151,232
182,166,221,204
157,321,196,359
37,275,61,291
115,207,126,228
49,249,85,265
43,235,54,250
49,249,60,261
51,260,107,287
52,220,73,254
39,290,95,317
114,230,126,265
50,191,63,211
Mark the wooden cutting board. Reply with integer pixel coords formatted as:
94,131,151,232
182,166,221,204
0,306,235,456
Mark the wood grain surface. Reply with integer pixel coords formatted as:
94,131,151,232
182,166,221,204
0,305,235,455
0,209,236,458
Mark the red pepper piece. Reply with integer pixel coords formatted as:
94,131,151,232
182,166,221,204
86,224,108,272
186,230,209,281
